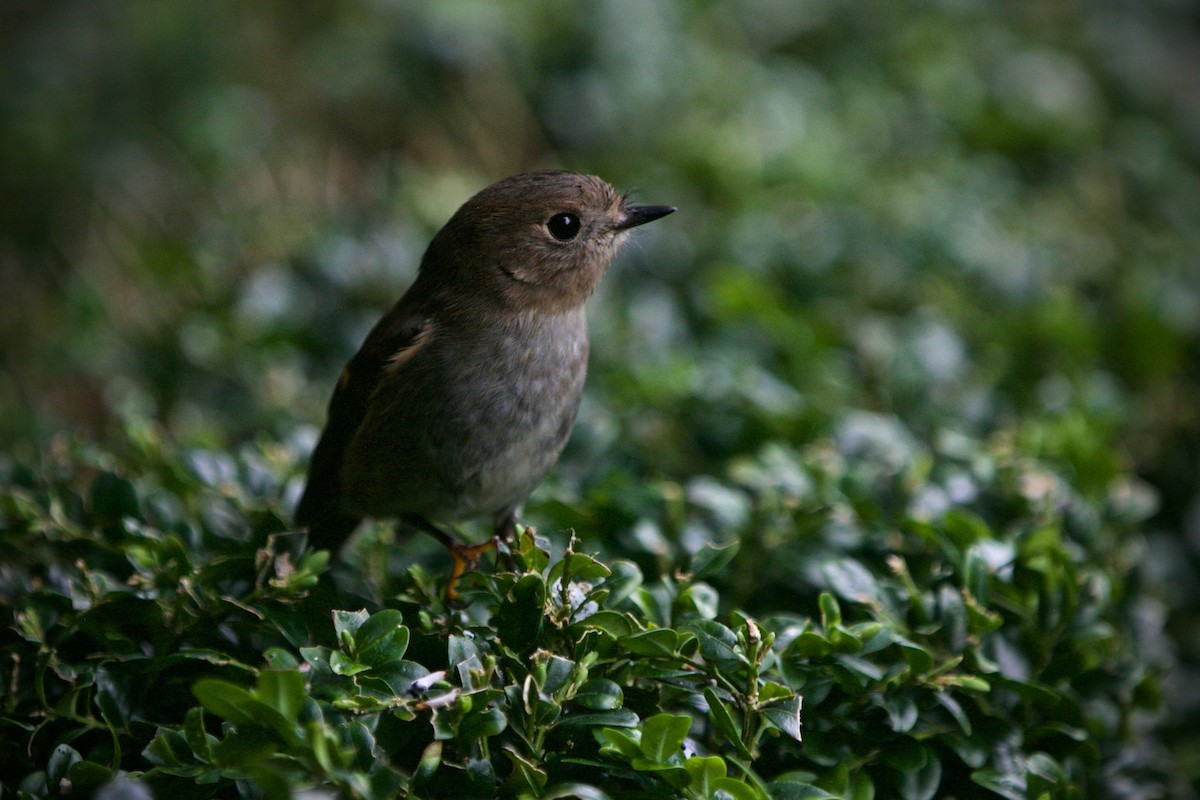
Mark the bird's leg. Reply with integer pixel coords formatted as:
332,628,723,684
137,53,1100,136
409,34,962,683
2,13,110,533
399,513,495,601
493,511,518,570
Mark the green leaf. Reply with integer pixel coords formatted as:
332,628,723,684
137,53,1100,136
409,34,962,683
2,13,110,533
329,650,370,676
604,560,644,606
542,654,575,694
685,755,727,795
622,628,686,658
183,707,214,763
448,634,483,671
934,692,972,735
820,560,879,604
245,767,292,800
66,761,114,793
572,610,636,638
414,741,443,790
679,581,721,619
143,731,190,769
939,509,993,548
994,676,1061,707
47,745,81,785
888,634,934,674
184,450,237,488
346,721,376,773
766,782,840,799
299,646,333,675
629,759,691,788
366,660,433,696
503,746,548,797
962,545,993,604
758,681,792,704
459,706,508,742
496,573,547,654
935,584,968,651
254,669,305,722
969,770,1024,800
689,540,740,580
559,709,640,729
596,727,642,760
354,609,410,666
541,783,614,800
574,678,623,711
513,526,552,573
713,777,766,800
527,691,563,728
1026,752,1068,786
211,726,280,768
832,655,884,684
893,744,942,800
192,679,299,746
783,629,832,660
333,608,370,644
944,675,991,694
847,773,874,800
551,552,613,583
684,620,743,665
640,713,692,763
263,647,300,670
705,687,751,760
827,624,864,655
193,679,261,727
762,695,803,742
818,593,842,628
881,695,918,733
94,664,132,727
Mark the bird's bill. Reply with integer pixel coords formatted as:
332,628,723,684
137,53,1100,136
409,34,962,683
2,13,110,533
615,204,677,230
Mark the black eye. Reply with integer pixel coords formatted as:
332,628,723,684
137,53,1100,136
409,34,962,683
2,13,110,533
546,212,581,241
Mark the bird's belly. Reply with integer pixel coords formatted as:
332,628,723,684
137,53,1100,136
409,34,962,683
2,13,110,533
341,319,587,522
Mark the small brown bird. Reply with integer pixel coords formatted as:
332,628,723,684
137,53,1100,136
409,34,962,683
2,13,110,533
296,171,674,581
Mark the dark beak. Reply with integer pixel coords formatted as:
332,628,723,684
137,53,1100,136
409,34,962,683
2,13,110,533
616,204,677,230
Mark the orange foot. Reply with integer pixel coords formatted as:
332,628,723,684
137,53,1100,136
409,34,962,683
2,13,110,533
445,537,498,602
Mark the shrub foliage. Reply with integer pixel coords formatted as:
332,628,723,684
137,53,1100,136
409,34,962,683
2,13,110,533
0,416,1166,798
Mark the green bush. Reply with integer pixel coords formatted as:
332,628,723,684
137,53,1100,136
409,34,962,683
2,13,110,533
0,414,1169,798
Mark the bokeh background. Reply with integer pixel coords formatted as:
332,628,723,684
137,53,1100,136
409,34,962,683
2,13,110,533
2,0,1199,788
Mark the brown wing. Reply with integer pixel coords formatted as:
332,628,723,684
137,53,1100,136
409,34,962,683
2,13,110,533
295,305,429,551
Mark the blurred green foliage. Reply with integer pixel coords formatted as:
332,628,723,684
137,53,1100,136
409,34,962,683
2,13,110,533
2,0,1199,797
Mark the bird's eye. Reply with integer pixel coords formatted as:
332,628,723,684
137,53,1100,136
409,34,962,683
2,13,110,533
546,212,581,241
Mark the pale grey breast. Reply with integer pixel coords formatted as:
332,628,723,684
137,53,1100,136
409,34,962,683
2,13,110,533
342,309,589,521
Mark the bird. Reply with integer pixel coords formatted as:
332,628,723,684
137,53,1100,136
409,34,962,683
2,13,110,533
295,170,675,590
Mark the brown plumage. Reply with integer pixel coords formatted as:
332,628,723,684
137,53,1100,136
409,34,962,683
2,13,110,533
295,171,674,562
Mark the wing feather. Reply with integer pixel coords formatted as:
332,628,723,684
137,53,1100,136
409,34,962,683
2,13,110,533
295,305,430,550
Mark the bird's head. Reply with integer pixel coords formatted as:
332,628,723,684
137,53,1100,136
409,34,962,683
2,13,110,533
421,170,675,314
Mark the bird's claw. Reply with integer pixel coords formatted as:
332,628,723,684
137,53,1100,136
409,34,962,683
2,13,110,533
445,537,498,602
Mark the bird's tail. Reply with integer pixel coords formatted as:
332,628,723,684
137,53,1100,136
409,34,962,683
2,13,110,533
295,491,362,553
